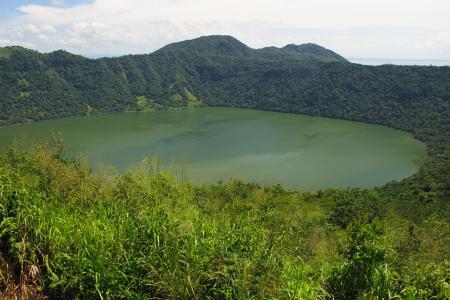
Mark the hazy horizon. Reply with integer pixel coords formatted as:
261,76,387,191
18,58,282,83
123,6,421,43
0,0,449,60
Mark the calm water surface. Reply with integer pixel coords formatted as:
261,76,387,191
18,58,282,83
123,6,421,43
0,108,426,190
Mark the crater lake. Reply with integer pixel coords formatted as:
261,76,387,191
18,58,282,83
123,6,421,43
0,107,426,190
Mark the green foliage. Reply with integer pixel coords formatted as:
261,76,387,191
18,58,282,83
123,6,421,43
1,145,448,299
0,47,13,59
328,189,385,228
170,92,183,106
0,145,338,299
17,78,30,88
184,87,201,108
133,95,163,112
86,104,94,116
135,95,149,108
396,262,450,300
327,222,390,299
18,91,30,98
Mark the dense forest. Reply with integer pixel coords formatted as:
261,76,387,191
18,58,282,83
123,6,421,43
0,36,449,299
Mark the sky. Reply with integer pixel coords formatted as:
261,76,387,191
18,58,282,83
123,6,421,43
0,0,449,59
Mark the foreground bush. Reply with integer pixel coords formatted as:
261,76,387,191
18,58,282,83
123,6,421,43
0,143,449,299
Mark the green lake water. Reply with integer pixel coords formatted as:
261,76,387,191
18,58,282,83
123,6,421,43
0,107,426,190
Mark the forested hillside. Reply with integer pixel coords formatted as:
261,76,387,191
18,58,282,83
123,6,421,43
0,35,449,299
1,35,449,203
0,35,347,125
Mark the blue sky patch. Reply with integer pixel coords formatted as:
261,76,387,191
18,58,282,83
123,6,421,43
0,0,93,20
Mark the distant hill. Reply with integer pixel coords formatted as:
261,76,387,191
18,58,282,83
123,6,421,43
155,35,348,62
258,42,348,62
154,35,253,57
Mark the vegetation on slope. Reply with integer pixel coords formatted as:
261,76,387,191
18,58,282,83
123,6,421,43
0,35,349,126
0,35,450,298
0,142,448,299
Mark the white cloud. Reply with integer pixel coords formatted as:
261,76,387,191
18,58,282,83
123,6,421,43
23,23,40,34
0,0,449,59
41,24,57,32
37,33,50,42
0,38,35,48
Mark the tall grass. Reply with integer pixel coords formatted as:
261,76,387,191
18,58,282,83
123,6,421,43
0,142,449,299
